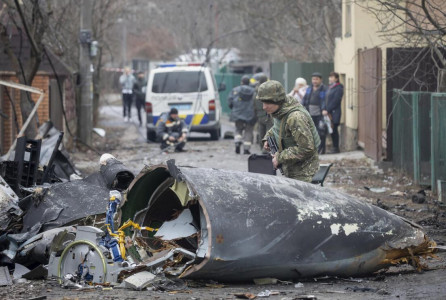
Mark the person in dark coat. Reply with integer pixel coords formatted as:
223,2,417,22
227,75,256,154
325,72,344,153
302,72,327,154
132,71,147,127
156,108,188,152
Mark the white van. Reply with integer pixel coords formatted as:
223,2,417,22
145,63,223,141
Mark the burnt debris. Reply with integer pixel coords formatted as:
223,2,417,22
0,149,438,289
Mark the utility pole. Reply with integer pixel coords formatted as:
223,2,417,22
78,0,93,145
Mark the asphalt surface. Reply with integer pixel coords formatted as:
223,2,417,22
2,99,445,299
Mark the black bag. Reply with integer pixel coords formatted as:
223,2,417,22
248,154,276,175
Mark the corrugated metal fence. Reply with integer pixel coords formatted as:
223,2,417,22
271,61,333,93
215,73,244,115
215,61,334,115
392,90,446,192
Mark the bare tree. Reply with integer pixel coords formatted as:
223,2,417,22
0,0,51,138
359,0,446,91
128,0,341,62
31,0,130,126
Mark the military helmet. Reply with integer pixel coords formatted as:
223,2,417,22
256,80,286,104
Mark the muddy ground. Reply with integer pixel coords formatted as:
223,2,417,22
2,100,445,299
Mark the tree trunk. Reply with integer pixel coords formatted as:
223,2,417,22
92,47,102,126
438,68,446,92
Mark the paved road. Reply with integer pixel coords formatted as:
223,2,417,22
62,101,446,300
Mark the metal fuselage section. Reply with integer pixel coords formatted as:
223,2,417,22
121,163,435,282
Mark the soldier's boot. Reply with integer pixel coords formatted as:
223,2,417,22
235,142,241,154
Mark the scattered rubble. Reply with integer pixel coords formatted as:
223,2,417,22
0,131,440,295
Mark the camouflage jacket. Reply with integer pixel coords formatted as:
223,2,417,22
263,95,319,182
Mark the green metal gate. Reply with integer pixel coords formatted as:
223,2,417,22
271,61,333,91
215,73,244,115
392,90,446,192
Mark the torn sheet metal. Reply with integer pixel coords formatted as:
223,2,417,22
122,162,436,282
0,266,12,286
20,155,134,237
0,176,22,232
14,226,76,268
19,176,110,237
154,209,198,240
39,122,78,181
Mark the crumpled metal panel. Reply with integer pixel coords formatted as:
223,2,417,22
20,174,110,237
0,175,22,232
20,157,134,238
125,164,435,282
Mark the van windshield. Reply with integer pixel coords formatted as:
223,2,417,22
152,71,208,93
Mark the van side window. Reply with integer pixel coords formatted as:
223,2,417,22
152,71,208,93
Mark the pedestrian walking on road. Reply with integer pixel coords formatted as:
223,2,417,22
259,80,320,182
228,75,256,154
288,77,308,104
133,71,147,127
119,67,136,122
302,72,327,154
326,72,344,154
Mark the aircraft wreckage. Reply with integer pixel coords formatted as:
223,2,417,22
46,159,436,284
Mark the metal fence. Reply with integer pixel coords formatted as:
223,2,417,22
392,90,446,192
215,61,333,115
270,61,333,93
215,73,245,115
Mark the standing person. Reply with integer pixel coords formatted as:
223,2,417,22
156,108,188,152
251,73,272,151
326,72,344,153
119,67,135,122
258,80,320,182
288,77,308,104
302,72,327,154
228,75,256,154
133,71,147,127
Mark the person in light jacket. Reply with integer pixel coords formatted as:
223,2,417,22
119,67,136,122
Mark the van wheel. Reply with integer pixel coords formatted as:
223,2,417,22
147,130,157,142
210,128,220,141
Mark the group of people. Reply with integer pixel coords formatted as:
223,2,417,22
228,72,343,182
119,67,147,127
298,72,344,154
228,72,344,156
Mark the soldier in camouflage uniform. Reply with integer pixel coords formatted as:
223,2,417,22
258,80,320,182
